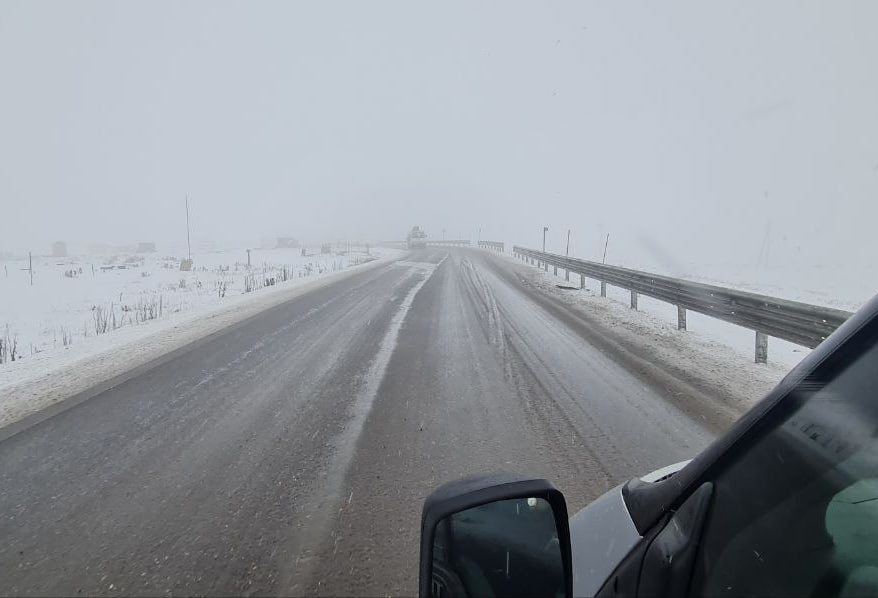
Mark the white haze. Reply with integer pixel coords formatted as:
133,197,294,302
1,1,876,272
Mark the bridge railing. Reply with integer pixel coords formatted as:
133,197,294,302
478,241,504,252
426,240,471,247
512,246,852,364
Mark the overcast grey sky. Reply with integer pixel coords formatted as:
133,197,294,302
1,1,876,268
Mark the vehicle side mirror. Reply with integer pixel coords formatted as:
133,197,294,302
419,473,572,598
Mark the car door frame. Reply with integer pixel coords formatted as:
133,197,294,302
597,293,878,597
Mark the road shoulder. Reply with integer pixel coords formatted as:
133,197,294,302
481,251,791,431
0,250,405,434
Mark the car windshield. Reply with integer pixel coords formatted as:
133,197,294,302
0,2,875,595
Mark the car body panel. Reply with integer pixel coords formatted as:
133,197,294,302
569,483,640,597
638,459,691,483
570,460,693,596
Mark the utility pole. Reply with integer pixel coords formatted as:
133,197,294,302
566,229,571,257
29,251,33,286
185,194,192,261
542,226,548,252
247,249,251,269
602,233,610,264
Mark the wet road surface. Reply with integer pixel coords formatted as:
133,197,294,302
0,248,718,596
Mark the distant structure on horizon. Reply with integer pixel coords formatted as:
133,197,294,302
136,242,157,253
51,241,68,258
275,237,301,249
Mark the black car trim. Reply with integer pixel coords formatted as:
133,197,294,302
622,293,878,535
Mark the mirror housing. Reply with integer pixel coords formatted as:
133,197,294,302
419,473,572,598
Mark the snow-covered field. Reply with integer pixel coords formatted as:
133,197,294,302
0,246,402,428
505,249,872,371
622,260,874,314
1,247,368,362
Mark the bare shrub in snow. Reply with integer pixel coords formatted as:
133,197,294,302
93,305,110,335
133,294,163,323
1,326,19,364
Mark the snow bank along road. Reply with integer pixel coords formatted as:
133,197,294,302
0,248,748,596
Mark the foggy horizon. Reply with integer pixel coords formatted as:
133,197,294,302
2,1,877,270
3,5,878,594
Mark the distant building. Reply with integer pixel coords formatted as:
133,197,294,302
136,242,157,253
52,241,68,257
276,237,301,249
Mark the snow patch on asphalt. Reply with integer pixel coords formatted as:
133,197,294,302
282,257,440,588
0,249,405,430
358,259,442,415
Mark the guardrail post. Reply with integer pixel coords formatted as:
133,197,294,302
755,332,768,364
630,291,638,310
677,306,687,330
601,281,606,297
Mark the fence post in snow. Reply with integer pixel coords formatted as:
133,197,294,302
565,268,569,282
544,262,548,272
600,281,607,297
630,291,638,310
553,265,557,276
580,273,585,289
755,332,768,364
677,306,687,330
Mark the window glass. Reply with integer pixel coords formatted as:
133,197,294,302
691,340,878,597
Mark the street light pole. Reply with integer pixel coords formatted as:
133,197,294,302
542,226,548,252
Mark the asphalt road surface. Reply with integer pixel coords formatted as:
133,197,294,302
0,248,720,596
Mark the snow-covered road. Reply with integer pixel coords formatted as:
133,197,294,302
0,247,790,595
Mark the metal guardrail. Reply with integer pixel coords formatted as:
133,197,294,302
478,241,504,252
426,240,471,247
513,246,852,363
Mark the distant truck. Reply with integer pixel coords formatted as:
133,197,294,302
407,226,427,249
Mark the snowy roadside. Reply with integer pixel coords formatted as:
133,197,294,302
0,249,405,430
502,253,795,415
